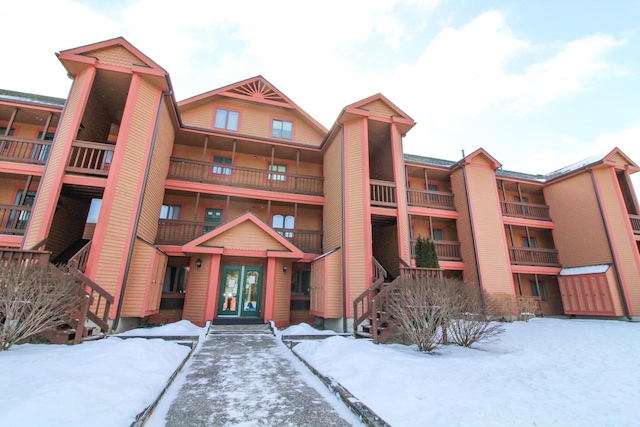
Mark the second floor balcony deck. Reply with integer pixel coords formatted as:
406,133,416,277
0,135,51,166
0,204,30,235
168,157,324,197
501,200,551,221
155,218,323,253
410,239,462,262
630,214,640,234
370,180,456,210
508,247,560,267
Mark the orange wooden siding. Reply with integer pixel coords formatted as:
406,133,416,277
559,273,617,315
121,239,167,317
361,100,396,119
182,256,210,325
273,258,291,325
203,220,287,251
322,132,344,250
450,168,478,284
84,45,145,69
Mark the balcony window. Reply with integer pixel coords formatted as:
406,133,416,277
212,156,232,175
530,280,547,300
268,164,287,181
273,214,295,238
271,119,293,139
86,199,102,224
8,190,35,230
431,228,444,241
214,109,239,131
522,236,537,248
160,204,181,220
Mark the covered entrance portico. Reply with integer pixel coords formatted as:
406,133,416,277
178,212,304,327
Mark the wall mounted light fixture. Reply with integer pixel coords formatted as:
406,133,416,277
195,259,203,269
282,265,288,273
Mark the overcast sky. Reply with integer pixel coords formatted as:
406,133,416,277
3,0,639,187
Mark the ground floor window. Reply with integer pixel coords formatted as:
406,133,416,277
530,280,547,300
164,266,189,293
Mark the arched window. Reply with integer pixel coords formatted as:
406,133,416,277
272,214,295,239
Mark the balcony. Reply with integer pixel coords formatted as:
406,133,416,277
65,141,114,177
0,204,31,235
411,239,462,261
156,219,323,253
501,200,550,221
0,135,51,165
407,188,455,210
630,214,640,234
508,247,560,267
168,157,323,196
370,180,396,207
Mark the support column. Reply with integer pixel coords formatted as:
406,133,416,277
263,257,277,322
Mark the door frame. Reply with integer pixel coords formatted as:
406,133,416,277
217,264,263,317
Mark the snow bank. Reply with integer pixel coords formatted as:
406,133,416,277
279,323,337,337
116,320,205,337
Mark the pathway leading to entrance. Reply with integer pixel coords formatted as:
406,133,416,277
148,325,362,427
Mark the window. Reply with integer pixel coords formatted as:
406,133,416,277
522,236,537,248
431,228,445,241
32,131,54,161
427,183,439,202
515,196,530,215
212,156,232,175
204,208,223,233
271,119,293,139
86,199,102,224
291,270,311,296
273,214,295,238
268,164,287,181
530,280,547,300
160,204,181,220
214,109,239,131
163,266,189,293
8,190,36,230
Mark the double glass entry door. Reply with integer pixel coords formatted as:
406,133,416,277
218,265,263,317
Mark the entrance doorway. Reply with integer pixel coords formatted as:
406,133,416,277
218,265,263,317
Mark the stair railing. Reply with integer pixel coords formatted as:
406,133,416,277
353,258,387,338
68,240,91,273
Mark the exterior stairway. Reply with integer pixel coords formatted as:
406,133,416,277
353,258,396,344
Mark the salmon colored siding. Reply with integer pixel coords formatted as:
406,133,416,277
121,239,155,317
24,68,91,249
93,78,162,300
594,167,640,314
183,256,210,324
325,248,343,318
273,259,291,324
392,123,411,263
544,173,612,266
465,162,513,294
361,100,397,119
310,257,325,315
203,220,287,251
450,168,478,283
179,103,214,129
84,46,145,69
137,101,175,242
322,133,343,250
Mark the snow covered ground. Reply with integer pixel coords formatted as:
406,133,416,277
0,321,201,427
1,318,638,426
294,318,640,427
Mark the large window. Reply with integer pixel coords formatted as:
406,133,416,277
273,214,295,238
522,236,537,248
530,280,547,300
214,109,239,131
32,131,54,161
86,198,102,224
271,119,293,139
431,228,445,241
212,156,232,175
163,266,189,293
160,204,181,220
268,164,287,181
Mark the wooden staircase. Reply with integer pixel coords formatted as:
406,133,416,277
1,242,114,345
353,258,396,344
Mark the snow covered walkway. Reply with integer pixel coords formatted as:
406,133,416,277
147,331,362,426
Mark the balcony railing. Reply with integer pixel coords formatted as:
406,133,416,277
508,247,560,267
399,267,444,281
65,140,114,176
168,157,323,196
0,135,51,165
630,214,640,234
501,200,550,221
410,239,462,261
156,219,323,252
407,189,455,210
0,204,31,235
370,179,396,207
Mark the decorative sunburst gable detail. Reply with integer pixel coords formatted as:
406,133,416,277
226,79,287,104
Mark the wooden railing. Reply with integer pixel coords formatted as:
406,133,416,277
370,180,396,207
0,248,50,263
353,258,387,340
68,240,91,273
630,214,640,234
68,267,113,336
0,135,51,165
399,267,444,280
410,239,462,261
0,204,31,235
501,200,550,221
407,189,455,210
168,157,324,196
273,228,323,253
508,247,560,266
65,140,113,176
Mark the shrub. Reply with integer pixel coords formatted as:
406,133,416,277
0,261,80,351
415,236,440,268
516,296,539,321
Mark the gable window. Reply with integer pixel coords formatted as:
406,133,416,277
160,204,181,220
213,156,232,175
271,119,293,139
273,214,295,238
214,109,239,131
530,280,547,300
268,164,287,181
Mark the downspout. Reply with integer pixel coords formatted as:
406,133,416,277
588,168,632,319
113,91,169,330
340,123,348,333
462,164,483,288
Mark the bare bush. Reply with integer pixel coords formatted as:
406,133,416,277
486,293,518,322
516,296,539,321
386,277,451,352
445,280,504,347
0,261,80,351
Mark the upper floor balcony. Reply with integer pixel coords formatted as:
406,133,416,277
497,179,550,221
410,239,462,262
500,200,550,221
630,214,640,234
0,204,30,235
168,157,323,196
407,188,455,210
508,247,560,267
0,135,51,166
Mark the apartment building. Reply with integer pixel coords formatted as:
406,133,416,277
1,38,639,335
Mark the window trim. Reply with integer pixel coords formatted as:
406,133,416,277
212,155,232,175
213,108,240,132
271,118,294,140
160,203,182,220
272,213,295,238
268,163,287,181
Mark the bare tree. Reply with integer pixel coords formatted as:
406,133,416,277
0,261,80,351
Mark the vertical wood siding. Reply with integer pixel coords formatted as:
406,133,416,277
450,168,478,283
310,257,325,314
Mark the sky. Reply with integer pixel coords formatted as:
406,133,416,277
3,0,640,187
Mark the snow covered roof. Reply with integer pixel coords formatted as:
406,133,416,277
559,264,610,276
404,153,456,168
544,154,606,181
0,89,66,108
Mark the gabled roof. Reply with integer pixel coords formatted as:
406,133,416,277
57,37,165,71
346,93,414,122
182,212,303,258
178,76,327,134
456,148,502,170
545,147,639,182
